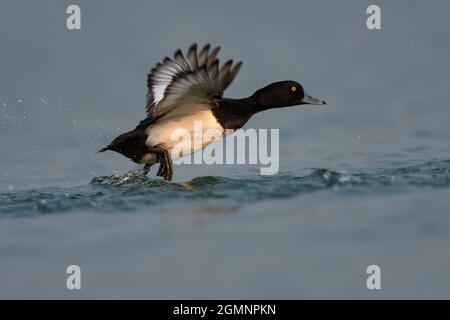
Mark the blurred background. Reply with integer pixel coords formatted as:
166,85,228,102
0,0,449,298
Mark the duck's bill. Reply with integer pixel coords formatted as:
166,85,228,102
302,94,326,105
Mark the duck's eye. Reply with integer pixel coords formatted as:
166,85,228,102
291,86,297,92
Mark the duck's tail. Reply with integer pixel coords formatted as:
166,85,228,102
96,146,110,154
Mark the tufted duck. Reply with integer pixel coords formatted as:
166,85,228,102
99,43,326,181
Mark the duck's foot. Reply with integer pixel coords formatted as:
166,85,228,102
143,164,151,175
148,147,173,181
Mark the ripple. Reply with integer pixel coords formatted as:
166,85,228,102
1,159,450,216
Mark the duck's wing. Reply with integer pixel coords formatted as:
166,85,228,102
146,43,242,119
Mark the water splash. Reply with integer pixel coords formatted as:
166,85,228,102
1,160,450,216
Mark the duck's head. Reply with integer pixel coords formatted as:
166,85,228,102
251,81,326,111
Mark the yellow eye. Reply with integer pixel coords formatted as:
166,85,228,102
291,86,297,92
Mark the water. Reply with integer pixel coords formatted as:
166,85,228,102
1,158,450,298
1,0,450,299
2,160,450,217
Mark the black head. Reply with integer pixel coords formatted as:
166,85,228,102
251,81,326,111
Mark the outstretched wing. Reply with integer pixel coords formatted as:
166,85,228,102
146,43,242,119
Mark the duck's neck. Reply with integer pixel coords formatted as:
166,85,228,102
237,96,261,112
212,97,260,130
239,93,274,113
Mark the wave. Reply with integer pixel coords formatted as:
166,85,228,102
1,159,450,216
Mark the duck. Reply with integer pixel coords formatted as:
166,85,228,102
99,43,326,181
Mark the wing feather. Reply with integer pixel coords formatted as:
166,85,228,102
198,43,210,67
146,43,242,119
207,46,221,70
186,43,198,69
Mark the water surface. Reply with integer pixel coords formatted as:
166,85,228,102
1,0,450,299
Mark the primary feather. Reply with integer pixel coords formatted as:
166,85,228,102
146,43,242,119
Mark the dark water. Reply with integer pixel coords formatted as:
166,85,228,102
2,160,450,217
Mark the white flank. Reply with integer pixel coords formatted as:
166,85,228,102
145,110,224,161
